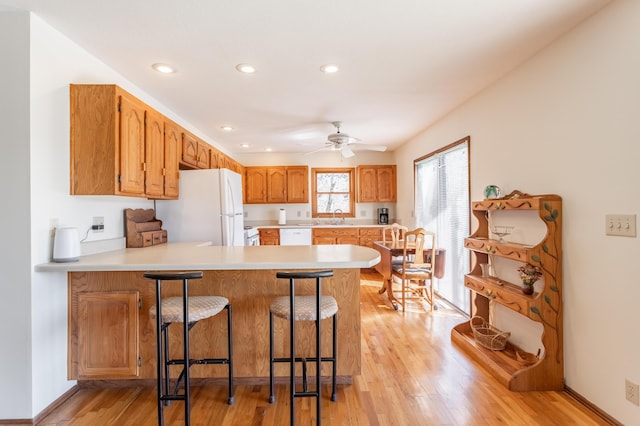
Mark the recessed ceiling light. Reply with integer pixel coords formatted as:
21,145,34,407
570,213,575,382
152,63,176,74
240,143,250,148
221,125,234,131
265,147,273,152
320,64,339,74
236,64,256,74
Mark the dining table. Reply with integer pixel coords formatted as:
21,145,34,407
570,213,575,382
372,240,446,310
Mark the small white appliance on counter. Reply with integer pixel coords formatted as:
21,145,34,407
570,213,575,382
156,169,245,246
53,227,81,262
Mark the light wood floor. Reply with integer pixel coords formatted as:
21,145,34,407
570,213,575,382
37,272,610,426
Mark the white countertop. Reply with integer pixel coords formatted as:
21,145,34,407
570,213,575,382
35,242,381,272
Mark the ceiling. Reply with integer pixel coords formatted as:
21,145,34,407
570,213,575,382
1,0,611,156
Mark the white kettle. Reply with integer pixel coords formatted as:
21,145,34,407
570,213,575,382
53,227,81,262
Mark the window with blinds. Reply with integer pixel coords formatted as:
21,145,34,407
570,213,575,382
414,137,470,313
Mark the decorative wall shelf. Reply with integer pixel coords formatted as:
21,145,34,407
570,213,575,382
451,193,563,391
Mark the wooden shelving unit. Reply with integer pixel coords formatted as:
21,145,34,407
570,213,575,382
451,193,563,391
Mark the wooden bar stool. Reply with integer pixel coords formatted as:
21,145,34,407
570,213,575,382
145,271,234,426
269,269,337,426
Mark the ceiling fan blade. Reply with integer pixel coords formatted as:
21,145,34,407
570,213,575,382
341,146,355,158
303,146,331,156
350,143,387,152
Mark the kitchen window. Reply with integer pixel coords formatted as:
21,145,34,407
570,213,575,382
311,168,355,218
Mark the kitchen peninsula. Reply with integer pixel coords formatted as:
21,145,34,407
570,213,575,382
36,242,380,383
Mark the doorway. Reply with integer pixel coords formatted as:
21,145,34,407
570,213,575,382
414,137,470,313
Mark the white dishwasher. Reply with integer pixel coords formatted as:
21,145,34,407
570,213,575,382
279,227,312,245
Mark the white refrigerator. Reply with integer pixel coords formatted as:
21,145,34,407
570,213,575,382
155,168,245,246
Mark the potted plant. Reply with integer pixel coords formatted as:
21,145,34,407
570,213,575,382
517,263,542,295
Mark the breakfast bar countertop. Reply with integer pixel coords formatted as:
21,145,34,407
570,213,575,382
35,241,381,272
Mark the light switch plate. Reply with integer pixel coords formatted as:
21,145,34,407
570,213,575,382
605,214,636,237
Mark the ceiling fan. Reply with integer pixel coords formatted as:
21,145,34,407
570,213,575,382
305,121,387,158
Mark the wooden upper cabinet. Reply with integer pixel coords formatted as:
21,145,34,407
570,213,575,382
118,93,146,195
70,85,183,198
181,131,210,169
196,143,209,169
70,84,177,198
163,120,181,199
286,166,309,203
357,167,378,203
245,167,268,203
244,166,308,204
357,165,397,203
144,109,165,197
267,167,287,203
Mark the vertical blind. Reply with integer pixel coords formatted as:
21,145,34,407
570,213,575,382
415,140,470,313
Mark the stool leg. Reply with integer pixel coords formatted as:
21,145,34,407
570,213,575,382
269,311,275,404
289,281,296,426
155,279,164,426
315,276,321,425
331,313,337,402
162,324,170,406
226,304,235,405
182,278,191,426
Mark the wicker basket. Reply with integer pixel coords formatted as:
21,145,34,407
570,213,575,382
470,316,510,351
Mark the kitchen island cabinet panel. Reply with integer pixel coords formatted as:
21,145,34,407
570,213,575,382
68,268,361,381
76,290,140,379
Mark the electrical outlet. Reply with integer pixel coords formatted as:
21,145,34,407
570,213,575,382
605,214,636,237
92,216,104,233
626,379,639,405
297,211,301,217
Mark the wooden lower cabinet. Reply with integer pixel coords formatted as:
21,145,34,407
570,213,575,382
259,228,280,245
75,291,140,379
260,227,384,246
312,228,359,245
68,270,361,381
358,228,382,248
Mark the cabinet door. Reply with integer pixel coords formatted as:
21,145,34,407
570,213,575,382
267,167,287,203
196,142,210,169
245,167,267,203
77,291,139,378
286,166,308,203
181,132,198,167
144,109,165,197
377,166,397,202
118,93,146,195
357,166,378,202
258,229,280,245
163,120,180,198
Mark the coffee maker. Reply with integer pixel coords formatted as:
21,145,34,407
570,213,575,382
378,208,389,225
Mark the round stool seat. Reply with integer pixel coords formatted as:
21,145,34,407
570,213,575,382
270,295,338,321
150,296,229,323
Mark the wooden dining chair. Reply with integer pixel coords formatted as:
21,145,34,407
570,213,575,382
391,228,437,312
382,223,409,265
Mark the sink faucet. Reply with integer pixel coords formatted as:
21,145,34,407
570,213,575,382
333,209,345,224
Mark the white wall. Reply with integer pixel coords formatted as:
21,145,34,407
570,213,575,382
236,150,398,225
0,11,33,419
394,1,639,423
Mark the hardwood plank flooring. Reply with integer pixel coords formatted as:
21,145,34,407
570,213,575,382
37,272,610,425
